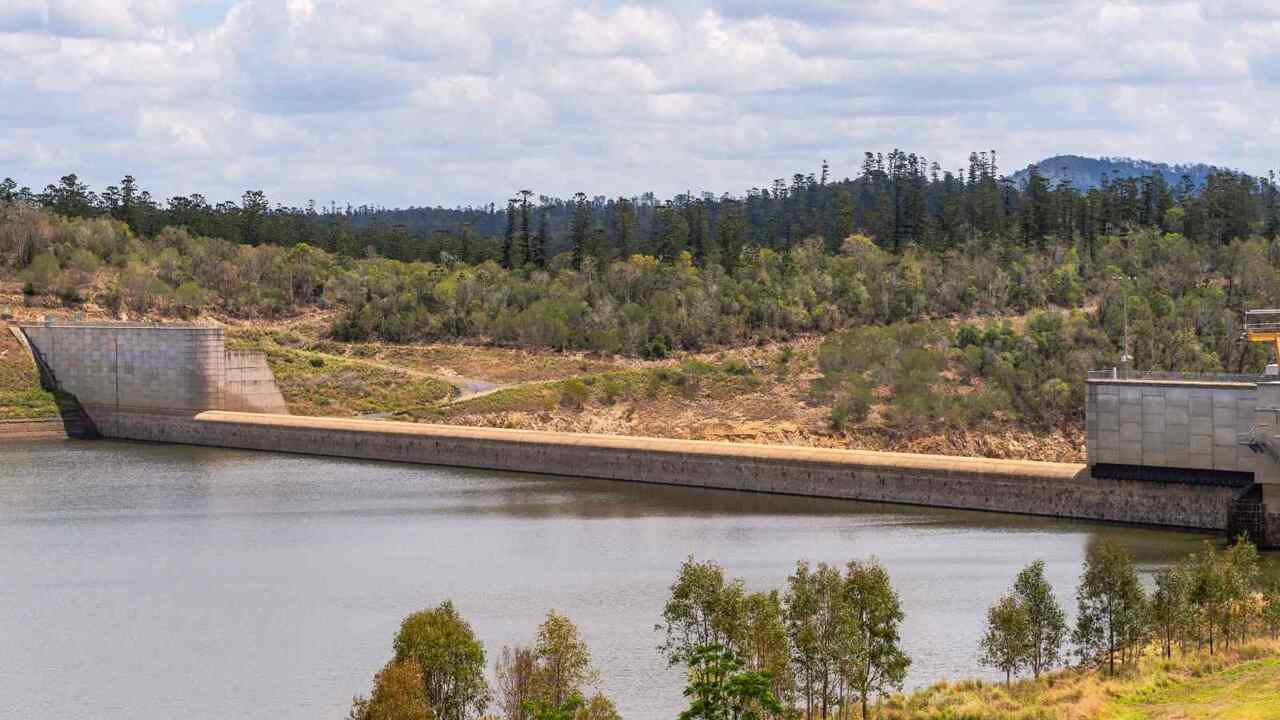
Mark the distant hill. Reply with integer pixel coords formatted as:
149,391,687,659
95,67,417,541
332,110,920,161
1008,155,1229,191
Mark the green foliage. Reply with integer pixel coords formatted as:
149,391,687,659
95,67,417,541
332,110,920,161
22,251,60,294
392,601,490,720
1012,560,1067,679
1073,540,1149,674
978,594,1029,685
783,558,911,720
678,643,784,720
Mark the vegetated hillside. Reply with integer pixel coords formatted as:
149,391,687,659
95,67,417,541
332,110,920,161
4,148,1280,461
1010,155,1225,191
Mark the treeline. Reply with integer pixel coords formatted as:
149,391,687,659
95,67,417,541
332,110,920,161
348,538,1280,720
6,150,1280,268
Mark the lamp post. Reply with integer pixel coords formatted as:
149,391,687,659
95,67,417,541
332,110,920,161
1113,274,1134,370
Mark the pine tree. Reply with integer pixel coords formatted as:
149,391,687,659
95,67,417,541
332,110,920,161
502,198,517,269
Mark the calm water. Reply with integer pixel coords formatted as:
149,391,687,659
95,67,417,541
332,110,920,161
0,440,1217,720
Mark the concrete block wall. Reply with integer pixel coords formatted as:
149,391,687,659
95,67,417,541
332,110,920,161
1088,379,1256,473
17,323,286,422
224,351,288,413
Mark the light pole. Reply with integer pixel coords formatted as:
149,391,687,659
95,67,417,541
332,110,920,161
1113,274,1134,370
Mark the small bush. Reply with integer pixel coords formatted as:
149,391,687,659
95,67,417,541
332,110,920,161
722,358,752,376
830,382,873,430
600,377,626,404
559,378,590,408
309,356,326,368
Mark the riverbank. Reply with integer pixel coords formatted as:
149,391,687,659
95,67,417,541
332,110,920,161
884,638,1280,719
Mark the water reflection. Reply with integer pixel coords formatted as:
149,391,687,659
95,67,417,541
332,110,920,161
0,440,1231,720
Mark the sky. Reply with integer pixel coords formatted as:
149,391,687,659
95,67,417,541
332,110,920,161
3,0,1280,208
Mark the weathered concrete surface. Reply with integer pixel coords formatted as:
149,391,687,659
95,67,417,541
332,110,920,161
17,323,287,427
1087,378,1257,473
224,350,288,413
88,409,1247,532
0,417,89,442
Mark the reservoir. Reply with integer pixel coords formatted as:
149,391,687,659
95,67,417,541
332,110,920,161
1,440,1214,719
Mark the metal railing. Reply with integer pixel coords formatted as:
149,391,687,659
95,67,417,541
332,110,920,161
1087,369,1271,383
1244,309,1280,332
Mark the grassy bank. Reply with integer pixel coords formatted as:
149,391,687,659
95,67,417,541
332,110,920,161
0,324,59,419
227,328,457,418
882,639,1280,720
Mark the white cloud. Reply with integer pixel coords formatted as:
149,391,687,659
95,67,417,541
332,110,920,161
2,0,1280,207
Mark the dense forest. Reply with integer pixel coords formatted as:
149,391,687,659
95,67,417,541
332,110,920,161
6,150,1279,268
4,150,1280,433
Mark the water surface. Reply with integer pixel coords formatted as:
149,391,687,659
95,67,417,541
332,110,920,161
0,440,1215,719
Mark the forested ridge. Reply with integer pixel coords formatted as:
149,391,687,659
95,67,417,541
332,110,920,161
6,150,1279,266
5,149,1280,437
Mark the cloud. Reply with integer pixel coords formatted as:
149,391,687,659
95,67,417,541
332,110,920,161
1,0,1279,208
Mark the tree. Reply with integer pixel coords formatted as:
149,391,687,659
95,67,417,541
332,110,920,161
784,561,844,720
502,199,517,269
1073,540,1148,674
570,193,590,269
659,558,741,666
1151,564,1191,658
576,693,621,720
21,251,60,294
1013,560,1066,678
240,190,269,245
678,643,784,720
495,645,538,720
534,611,595,707
842,559,910,720
349,659,435,720
392,601,490,720
978,594,1029,685
532,206,548,268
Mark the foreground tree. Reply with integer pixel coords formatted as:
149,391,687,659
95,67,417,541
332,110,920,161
495,646,538,720
1073,540,1148,674
393,601,490,720
679,643,783,720
659,558,742,666
843,559,911,720
534,611,597,707
784,561,845,719
978,594,1029,685
349,659,434,720
1151,564,1191,658
1013,560,1066,678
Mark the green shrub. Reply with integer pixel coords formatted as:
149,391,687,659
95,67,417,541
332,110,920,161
830,382,873,430
600,377,626,404
722,358,752,376
309,356,325,368
559,378,590,409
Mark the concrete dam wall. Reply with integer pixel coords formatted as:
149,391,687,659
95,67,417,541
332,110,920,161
11,321,1265,537
18,323,286,437
79,409,1243,532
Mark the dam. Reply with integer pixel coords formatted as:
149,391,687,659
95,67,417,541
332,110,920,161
9,320,1280,544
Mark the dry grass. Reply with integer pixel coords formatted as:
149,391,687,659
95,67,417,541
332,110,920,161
879,640,1280,720
228,328,456,418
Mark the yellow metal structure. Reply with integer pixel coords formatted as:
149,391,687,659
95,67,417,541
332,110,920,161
1244,309,1280,361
